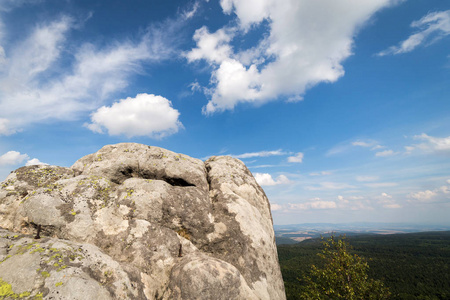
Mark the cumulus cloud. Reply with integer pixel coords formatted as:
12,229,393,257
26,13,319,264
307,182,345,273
185,26,234,64
408,180,450,204
232,149,288,159
287,152,304,163
25,158,48,166
409,190,437,202
86,94,182,138
378,10,450,56
406,133,450,154
187,0,398,113
0,151,29,166
254,173,290,186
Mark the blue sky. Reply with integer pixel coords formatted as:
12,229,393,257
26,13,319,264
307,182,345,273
0,0,449,225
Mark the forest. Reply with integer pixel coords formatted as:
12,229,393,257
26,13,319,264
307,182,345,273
277,231,450,299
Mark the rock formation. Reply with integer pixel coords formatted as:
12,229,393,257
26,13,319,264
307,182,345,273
0,143,286,299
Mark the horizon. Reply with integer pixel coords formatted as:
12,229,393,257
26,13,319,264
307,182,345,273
0,0,449,226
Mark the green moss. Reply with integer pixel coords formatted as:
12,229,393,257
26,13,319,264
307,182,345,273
0,278,15,299
18,291,31,297
57,265,67,272
41,271,50,278
34,293,43,300
55,282,63,287
0,278,32,299
30,247,44,254
0,255,11,264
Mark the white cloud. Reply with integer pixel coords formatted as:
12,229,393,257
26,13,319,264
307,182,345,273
0,11,181,134
365,182,398,188
232,149,287,159
309,171,332,176
378,10,450,56
409,190,437,202
352,140,375,147
0,151,29,166
356,175,379,182
254,173,291,186
0,118,16,135
187,0,398,113
181,1,200,20
290,199,337,210
287,152,304,163
406,133,450,154
86,94,182,138
270,203,283,211
375,150,397,157
408,180,450,203
185,26,234,64
371,145,384,150
306,181,356,191
0,0,40,12
25,158,48,166
337,195,371,210
377,192,401,208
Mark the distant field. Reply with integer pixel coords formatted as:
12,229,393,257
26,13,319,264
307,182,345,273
277,231,450,300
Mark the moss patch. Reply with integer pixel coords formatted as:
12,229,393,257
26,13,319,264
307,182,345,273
0,278,32,299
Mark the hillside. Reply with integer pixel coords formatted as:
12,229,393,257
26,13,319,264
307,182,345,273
277,231,450,300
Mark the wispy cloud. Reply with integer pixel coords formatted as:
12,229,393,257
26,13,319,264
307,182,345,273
405,133,450,154
309,171,332,176
378,10,450,56
289,198,337,210
305,181,356,191
365,182,398,188
375,150,398,157
356,176,379,182
231,149,289,159
0,6,191,136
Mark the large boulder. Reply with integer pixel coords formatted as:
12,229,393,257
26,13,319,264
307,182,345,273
0,143,286,299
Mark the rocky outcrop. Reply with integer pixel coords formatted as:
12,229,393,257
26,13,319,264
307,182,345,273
0,143,286,299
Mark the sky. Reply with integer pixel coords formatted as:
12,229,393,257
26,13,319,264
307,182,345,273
0,0,449,225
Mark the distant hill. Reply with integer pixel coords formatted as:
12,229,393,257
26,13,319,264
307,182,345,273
277,231,450,300
274,222,450,245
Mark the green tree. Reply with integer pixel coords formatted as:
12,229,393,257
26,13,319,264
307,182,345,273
299,235,390,300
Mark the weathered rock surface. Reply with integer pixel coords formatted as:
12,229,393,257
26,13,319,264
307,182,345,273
0,143,286,299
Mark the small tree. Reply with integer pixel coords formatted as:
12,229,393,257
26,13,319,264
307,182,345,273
300,235,390,300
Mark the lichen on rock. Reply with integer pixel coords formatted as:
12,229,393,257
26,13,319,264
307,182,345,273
0,143,286,299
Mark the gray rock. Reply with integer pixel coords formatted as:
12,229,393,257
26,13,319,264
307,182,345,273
0,143,286,299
